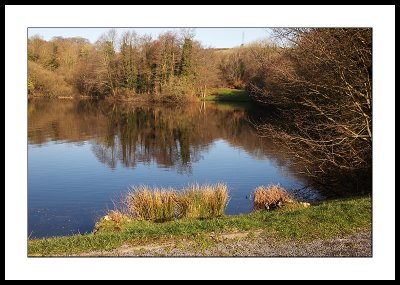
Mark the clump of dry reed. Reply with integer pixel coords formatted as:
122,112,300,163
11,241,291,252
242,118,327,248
254,185,294,210
114,183,229,222
125,186,177,222
176,183,229,219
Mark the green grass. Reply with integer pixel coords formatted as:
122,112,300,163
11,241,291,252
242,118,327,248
28,196,371,256
203,88,251,102
209,101,253,111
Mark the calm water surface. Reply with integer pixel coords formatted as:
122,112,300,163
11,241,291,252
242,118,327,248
28,99,321,238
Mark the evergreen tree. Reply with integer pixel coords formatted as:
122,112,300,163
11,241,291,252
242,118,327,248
180,38,192,77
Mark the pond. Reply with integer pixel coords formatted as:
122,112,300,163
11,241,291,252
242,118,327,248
28,99,321,238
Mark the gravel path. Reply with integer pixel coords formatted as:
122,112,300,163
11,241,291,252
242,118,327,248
81,230,372,257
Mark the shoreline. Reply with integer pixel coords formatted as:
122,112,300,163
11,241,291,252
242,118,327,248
27,87,253,103
28,196,371,256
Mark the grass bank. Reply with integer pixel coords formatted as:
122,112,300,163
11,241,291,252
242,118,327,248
28,196,371,256
202,88,252,102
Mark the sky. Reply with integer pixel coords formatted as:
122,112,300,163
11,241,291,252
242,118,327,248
28,27,271,48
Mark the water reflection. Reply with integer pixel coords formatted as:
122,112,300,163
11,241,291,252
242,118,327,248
28,99,288,174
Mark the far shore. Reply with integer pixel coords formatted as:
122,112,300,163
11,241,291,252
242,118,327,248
28,87,253,103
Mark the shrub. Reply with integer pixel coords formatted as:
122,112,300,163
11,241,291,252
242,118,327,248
254,185,294,210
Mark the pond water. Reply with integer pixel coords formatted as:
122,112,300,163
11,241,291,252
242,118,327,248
28,99,321,238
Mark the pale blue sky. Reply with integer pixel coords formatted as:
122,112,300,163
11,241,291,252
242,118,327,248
28,28,271,48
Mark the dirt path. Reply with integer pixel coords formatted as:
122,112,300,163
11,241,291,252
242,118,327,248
79,230,372,257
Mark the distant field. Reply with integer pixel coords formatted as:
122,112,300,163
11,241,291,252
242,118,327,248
203,88,251,102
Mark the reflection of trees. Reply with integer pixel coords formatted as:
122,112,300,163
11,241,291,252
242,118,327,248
27,99,296,176
91,141,117,169
112,106,218,173
90,108,205,173
28,99,368,198
28,99,109,145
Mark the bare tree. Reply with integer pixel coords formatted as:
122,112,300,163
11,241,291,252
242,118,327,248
248,28,372,180
191,44,219,98
96,29,120,97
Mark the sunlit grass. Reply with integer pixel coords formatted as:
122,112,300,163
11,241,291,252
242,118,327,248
28,196,371,256
117,183,228,222
177,183,228,219
125,186,177,222
203,88,251,102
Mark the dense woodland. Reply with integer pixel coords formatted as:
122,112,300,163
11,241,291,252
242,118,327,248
28,28,372,192
28,29,220,102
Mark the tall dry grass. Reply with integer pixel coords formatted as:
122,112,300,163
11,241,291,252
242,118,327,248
118,183,228,222
254,185,294,210
126,186,177,222
176,183,228,219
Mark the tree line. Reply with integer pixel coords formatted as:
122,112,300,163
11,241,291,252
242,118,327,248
28,29,219,102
